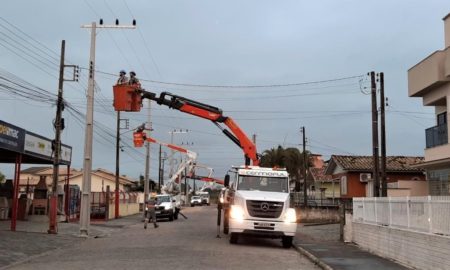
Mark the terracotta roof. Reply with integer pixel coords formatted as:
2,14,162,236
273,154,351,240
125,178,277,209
330,155,424,173
309,167,333,182
21,167,52,174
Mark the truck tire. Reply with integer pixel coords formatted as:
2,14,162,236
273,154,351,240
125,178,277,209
169,210,174,221
282,236,293,248
229,233,238,244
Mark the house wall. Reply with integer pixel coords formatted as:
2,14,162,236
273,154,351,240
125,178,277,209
337,172,425,199
352,222,450,270
63,175,127,192
336,172,366,199
317,181,340,199
387,189,411,197
108,202,140,219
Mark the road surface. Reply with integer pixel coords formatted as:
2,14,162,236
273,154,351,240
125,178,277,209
10,206,319,270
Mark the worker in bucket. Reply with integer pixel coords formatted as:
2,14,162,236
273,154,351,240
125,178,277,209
116,70,128,85
128,71,141,87
144,195,159,229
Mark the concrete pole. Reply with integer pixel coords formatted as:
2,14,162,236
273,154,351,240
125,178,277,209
379,72,387,197
370,71,380,197
144,100,151,207
115,111,120,219
80,22,96,236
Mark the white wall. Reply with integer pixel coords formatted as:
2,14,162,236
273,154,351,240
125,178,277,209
352,222,450,270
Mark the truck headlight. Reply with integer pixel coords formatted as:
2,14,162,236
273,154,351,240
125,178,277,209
284,208,297,223
230,205,244,221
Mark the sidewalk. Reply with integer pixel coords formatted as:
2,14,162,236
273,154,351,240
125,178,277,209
293,223,410,270
0,214,142,269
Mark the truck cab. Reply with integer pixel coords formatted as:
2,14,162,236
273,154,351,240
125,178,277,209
226,166,297,248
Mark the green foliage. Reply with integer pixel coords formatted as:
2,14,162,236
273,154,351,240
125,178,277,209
260,145,311,191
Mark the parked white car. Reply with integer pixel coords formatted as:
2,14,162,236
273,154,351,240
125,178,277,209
190,196,202,207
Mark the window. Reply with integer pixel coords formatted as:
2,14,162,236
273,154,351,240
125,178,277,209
437,112,447,126
340,176,347,195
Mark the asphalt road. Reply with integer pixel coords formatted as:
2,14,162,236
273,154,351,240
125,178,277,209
9,206,319,270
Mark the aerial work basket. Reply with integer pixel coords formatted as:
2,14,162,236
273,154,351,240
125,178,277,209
113,85,142,112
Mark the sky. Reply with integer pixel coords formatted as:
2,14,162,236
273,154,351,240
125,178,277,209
1,0,449,182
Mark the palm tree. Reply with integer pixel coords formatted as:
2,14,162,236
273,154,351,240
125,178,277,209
260,146,286,168
260,146,310,192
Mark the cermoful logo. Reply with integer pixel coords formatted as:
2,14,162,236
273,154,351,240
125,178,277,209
240,170,287,177
0,124,19,139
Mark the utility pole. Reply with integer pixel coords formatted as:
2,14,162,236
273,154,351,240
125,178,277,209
114,111,120,219
379,72,387,197
184,166,188,206
301,127,308,207
168,129,188,177
158,144,162,193
79,20,136,236
144,100,152,206
48,40,65,234
370,71,380,197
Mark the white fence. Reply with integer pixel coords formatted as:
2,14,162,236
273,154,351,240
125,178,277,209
353,196,450,236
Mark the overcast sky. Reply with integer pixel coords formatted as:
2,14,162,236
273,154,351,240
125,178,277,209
1,0,449,181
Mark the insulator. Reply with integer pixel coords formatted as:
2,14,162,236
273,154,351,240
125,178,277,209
99,19,103,25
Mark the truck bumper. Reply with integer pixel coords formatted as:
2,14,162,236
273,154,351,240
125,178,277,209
229,218,297,238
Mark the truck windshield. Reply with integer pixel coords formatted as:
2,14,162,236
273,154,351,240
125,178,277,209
237,175,288,193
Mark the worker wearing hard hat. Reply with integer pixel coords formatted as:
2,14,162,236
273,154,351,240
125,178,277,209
144,194,159,229
128,71,141,87
116,70,129,85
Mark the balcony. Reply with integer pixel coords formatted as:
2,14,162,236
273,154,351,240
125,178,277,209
426,124,448,148
408,48,450,98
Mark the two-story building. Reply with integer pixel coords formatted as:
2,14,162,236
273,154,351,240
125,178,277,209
408,13,450,195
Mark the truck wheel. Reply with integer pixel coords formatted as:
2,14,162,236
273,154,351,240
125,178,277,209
191,204,194,207
229,233,238,244
169,210,174,221
282,236,293,248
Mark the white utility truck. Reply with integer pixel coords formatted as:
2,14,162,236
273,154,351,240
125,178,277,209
223,166,297,248
119,89,297,247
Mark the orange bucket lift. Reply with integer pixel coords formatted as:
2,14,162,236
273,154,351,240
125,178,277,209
113,85,142,112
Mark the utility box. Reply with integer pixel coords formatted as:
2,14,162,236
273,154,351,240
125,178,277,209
113,85,142,112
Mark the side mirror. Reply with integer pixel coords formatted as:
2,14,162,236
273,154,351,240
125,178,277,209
224,174,230,188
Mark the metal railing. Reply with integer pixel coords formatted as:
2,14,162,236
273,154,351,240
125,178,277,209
425,124,447,148
353,196,450,236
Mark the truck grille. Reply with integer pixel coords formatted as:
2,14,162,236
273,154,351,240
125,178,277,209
246,200,284,218
155,206,164,211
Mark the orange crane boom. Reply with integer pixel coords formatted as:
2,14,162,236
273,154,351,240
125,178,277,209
139,91,259,166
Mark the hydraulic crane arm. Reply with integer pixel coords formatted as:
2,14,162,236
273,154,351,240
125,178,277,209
140,90,259,166
133,132,197,194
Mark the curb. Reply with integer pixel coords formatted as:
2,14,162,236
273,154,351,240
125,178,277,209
293,241,334,270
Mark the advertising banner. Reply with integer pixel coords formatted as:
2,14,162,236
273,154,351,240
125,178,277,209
0,120,25,152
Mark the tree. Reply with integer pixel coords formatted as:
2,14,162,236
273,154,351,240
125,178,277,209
260,145,311,192
260,146,286,168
